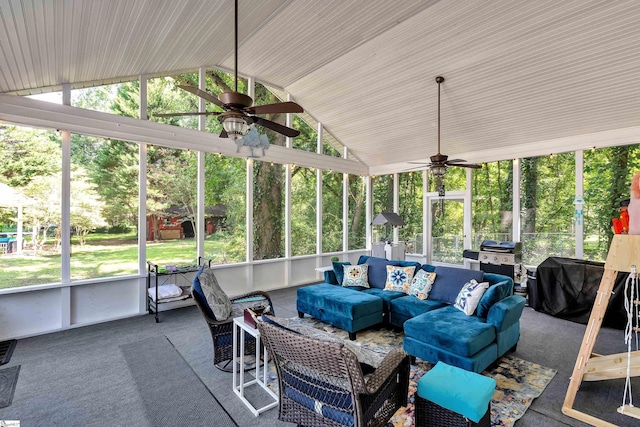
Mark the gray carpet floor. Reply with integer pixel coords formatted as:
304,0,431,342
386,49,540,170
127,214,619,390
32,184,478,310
0,285,637,426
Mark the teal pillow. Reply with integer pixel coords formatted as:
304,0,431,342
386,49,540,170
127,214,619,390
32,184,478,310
477,281,511,318
332,261,351,285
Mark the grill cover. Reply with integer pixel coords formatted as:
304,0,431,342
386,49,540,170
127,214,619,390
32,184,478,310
533,257,627,329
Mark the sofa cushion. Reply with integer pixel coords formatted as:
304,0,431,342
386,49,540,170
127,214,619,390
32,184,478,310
343,264,370,288
404,306,496,357
477,279,513,318
408,270,437,300
365,257,401,289
363,287,405,313
384,265,414,292
332,261,351,285
430,266,485,304
454,280,490,315
391,295,447,319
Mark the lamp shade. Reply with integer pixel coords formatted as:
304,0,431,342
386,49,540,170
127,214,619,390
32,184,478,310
222,115,249,140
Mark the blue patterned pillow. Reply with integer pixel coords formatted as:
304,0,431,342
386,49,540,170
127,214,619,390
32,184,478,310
342,264,370,288
408,270,437,300
454,280,490,315
384,265,415,292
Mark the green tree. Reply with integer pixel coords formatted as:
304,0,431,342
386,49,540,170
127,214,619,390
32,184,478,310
0,126,60,186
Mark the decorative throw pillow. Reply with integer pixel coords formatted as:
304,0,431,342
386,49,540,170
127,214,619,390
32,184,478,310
454,280,490,316
342,264,370,288
384,265,415,292
332,261,351,285
199,267,232,320
408,270,437,300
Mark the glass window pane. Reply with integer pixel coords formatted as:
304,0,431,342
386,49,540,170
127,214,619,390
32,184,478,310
146,146,198,265
0,125,62,288
372,175,393,244
583,144,640,261
322,171,342,253
399,172,423,254
348,176,366,250
204,154,246,263
472,161,513,248
291,166,317,256
70,136,139,280
253,160,285,260
520,153,575,265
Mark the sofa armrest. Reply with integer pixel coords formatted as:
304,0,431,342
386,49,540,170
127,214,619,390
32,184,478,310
324,270,339,284
487,295,526,332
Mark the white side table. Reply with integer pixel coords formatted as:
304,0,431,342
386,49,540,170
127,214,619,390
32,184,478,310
232,316,278,416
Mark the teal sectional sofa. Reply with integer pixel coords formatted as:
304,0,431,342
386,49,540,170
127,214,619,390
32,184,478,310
296,255,526,373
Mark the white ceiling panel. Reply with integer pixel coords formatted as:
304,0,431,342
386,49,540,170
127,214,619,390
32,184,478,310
0,0,639,173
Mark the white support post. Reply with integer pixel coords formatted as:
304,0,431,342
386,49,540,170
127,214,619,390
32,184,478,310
246,159,254,264
316,123,323,259
285,92,292,285
575,150,584,259
138,75,148,314
423,170,429,259
343,147,349,254
464,169,472,250
393,173,399,245
512,159,521,244
366,176,372,252
61,83,71,328
197,68,206,260
247,78,255,289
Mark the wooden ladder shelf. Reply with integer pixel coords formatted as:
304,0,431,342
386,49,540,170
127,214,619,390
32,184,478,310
562,235,640,426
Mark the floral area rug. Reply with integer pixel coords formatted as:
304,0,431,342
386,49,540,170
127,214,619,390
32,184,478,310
265,316,556,427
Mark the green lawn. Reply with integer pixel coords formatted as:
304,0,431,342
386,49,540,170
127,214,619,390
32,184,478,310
0,232,241,289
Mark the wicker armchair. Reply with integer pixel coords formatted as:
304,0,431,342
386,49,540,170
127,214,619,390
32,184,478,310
192,288,273,372
257,319,410,427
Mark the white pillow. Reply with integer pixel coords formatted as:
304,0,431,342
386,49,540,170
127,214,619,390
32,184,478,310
384,265,415,292
408,270,437,300
454,280,490,316
342,264,370,288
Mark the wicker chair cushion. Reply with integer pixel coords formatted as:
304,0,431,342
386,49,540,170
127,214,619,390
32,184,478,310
199,267,232,320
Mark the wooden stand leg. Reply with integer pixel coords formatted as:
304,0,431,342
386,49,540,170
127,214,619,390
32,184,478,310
562,269,620,426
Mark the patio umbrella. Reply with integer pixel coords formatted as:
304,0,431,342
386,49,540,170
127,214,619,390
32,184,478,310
0,182,35,254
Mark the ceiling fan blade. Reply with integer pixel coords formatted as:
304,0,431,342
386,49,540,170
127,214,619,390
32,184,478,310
153,111,221,118
407,161,431,165
246,101,303,115
446,159,467,163
253,117,301,138
219,129,228,138
448,163,483,169
177,85,225,108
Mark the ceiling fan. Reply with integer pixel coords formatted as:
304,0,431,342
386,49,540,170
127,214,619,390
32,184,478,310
408,76,481,183
154,0,303,140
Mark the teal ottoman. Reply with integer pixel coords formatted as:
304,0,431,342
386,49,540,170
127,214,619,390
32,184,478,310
297,284,383,340
415,361,495,427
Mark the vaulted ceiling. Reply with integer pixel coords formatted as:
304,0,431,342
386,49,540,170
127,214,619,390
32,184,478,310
1,0,639,174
